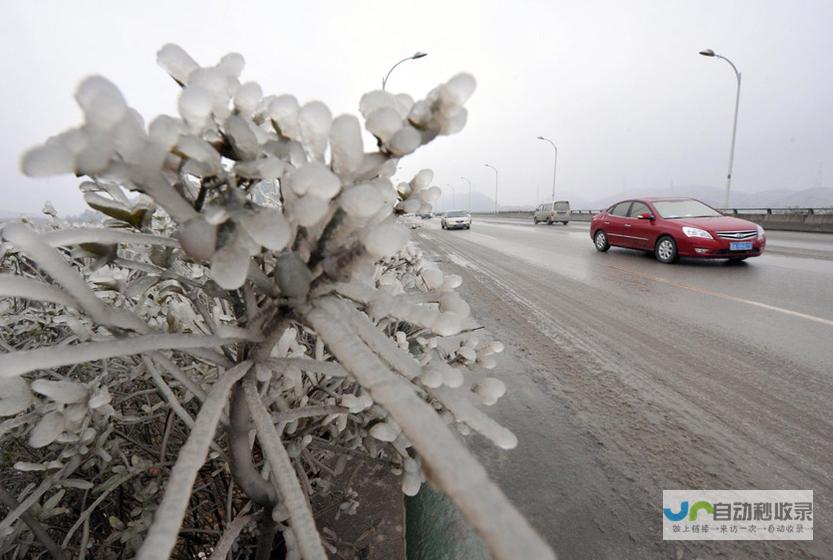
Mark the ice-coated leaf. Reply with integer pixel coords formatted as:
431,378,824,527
267,95,300,139
388,126,421,156
225,115,259,160
394,93,415,119
402,471,421,496
329,115,364,178
157,43,200,84
179,217,217,261
433,312,465,338
358,90,397,118
441,107,468,135
290,195,329,227
237,208,290,251
411,169,434,190
369,422,399,442
298,101,332,161
88,387,112,409
364,221,408,258
340,184,383,218
233,82,262,116
210,240,251,290
29,411,65,448
440,293,470,318
446,73,477,105
83,192,133,222
75,76,127,130
31,379,88,404
421,268,444,290
148,115,185,149
286,161,340,199
176,135,222,175
366,107,402,143
0,378,33,416
20,142,75,177
219,52,245,78
178,86,214,125
420,186,442,203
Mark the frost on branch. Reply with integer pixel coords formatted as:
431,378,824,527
2,44,555,560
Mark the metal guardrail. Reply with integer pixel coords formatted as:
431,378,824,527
477,208,833,216
721,208,833,215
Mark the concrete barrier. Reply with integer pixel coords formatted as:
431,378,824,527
469,210,833,233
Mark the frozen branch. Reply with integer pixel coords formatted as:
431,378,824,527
137,361,252,560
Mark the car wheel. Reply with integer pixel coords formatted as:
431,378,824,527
655,236,678,264
562,221,568,225
533,218,538,224
593,230,610,252
466,225,471,230
547,218,553,225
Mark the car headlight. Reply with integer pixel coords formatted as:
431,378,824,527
682,226,713,239
757,224,765,239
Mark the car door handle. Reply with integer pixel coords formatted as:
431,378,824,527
604,221,610,224
624,224,631,228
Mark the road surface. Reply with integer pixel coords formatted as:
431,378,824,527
416,217,833,559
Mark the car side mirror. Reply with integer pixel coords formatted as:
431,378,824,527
637,212,655,220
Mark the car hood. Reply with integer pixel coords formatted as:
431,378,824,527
674,215,758,232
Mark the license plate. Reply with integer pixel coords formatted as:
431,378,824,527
730,241,753,251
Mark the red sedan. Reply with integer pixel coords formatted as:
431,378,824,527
590,198,766,263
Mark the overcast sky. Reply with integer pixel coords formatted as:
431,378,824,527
1,0,831,214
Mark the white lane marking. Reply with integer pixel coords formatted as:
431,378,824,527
609,265,833,328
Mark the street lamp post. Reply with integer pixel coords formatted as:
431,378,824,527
460,176,472,212
484,164,498,213
382,52,428,91
446,184,456,209
537,136,558,201
699,48,741,209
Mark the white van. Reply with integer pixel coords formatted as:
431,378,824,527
533,201,571,225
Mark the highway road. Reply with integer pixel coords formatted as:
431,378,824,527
416,217,833,559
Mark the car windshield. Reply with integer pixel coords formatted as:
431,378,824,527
447,211,469,217
652,200,721,219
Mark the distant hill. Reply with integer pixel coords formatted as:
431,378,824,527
585,187,833,210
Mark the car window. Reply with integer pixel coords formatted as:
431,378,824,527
628,202,650,217
554,202,569,211
610,202,631,217
653,200,721,219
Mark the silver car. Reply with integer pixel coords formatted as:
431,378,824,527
441,210,471,230
533,201,571,225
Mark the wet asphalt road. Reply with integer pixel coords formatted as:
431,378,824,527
416,218,833,559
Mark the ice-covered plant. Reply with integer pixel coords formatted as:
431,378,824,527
0,45,555,559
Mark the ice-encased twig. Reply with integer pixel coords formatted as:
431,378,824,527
137,361,252,560
207,512,254,560
429,385,518,450
1,334,232,379
332,300,422,379
0,274,79,308
40,228,180,248
305,300,556,560
264,357,350,378
242,376,328,560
